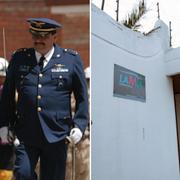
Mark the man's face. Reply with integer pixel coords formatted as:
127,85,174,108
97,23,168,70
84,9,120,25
31,33,57,55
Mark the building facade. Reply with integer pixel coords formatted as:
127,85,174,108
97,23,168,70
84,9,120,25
92,4,180,180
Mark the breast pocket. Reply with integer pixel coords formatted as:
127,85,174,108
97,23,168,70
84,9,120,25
16,71,29,89
51,73,71,90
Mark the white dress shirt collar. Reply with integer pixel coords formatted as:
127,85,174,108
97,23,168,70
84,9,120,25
35,46,55,67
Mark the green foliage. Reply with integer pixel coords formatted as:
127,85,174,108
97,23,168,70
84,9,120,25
122,0,147,30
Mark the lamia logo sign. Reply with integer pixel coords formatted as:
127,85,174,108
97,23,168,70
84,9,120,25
119,71,144,89
113,64,146,102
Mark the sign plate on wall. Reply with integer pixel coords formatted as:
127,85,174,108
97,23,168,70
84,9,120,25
113,64,146,102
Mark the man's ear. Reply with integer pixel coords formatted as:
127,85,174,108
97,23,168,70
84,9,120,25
53,33,58,43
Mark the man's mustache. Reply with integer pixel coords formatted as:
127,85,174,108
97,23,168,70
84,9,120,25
34,42,45,46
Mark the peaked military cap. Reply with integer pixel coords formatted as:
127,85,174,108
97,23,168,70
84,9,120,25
27,18,62,36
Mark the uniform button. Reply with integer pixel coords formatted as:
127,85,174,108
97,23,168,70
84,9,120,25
38,84,42,88
39,73,43,77
37,107,42,112
21,75,24,78
59,75,62,79
37,95,41,100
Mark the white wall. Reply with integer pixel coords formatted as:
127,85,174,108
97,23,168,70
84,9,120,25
165,47,180,76
92,4,180,180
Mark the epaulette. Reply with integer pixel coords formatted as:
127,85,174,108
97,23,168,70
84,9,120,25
13,48,29,55
64,48,78,55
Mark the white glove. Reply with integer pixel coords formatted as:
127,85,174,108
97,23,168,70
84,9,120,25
14,137,20,147
69,128,82,144
0,126,10,144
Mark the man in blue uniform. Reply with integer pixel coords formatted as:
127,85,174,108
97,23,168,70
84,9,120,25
0,18,89,180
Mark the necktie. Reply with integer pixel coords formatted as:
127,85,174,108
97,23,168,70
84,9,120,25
39,56,45,71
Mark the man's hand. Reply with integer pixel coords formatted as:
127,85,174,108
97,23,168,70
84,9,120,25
69,128,82,144
0,126,13,145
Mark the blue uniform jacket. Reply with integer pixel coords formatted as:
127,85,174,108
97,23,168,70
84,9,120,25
0,44,89,145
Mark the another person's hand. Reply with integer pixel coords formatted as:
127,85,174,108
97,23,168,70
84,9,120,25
0,126,14,145
69,128,82,144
